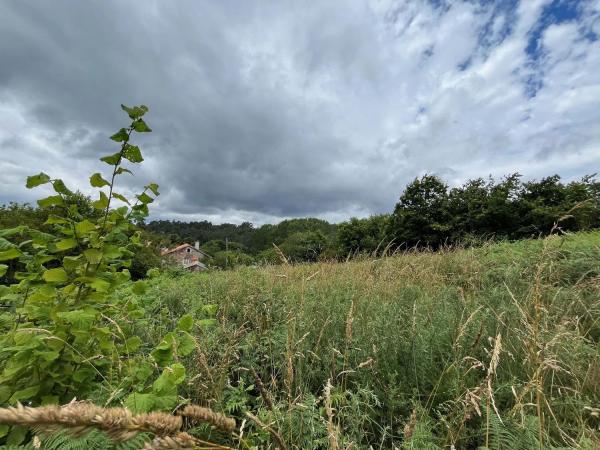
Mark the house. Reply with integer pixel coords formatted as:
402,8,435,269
160,241,209,271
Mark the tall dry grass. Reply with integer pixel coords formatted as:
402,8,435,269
130,231,600,448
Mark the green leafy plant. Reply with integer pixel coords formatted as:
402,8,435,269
0,105,159,444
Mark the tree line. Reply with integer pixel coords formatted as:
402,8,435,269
2,173,598,271
145,173,600,267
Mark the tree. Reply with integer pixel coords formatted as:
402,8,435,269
337,215,390,255
388,175,451,248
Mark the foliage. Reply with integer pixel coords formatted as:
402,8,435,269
389,173,600,248
0,105,169,445
336,214,390,256
132,230,600,448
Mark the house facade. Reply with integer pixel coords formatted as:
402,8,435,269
160,242,208,271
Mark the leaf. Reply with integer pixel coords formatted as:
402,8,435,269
43,268,68,283
0,248,22,261
132,280,146,295
136,192,154,204
90,172,110,188
89,277,111,292
110,127,130,142
45,214,69,225
121,104,148,119
146,183,160,196
52,179,72,195
63,255,84,271
177,314,194,332
56,309,97,329
0,264,7,277
102,245,122,259
26,172,51,188
6,425,27,445
55,238,77,251
125,336,143,352
0,226,27,238
133,118,152,133
123,144,143,163
100,152,121,165
92,191,109,210
9,385,40,403
0,424,8,439
152,363,186,396
112,192,130,204
146,268,160,278
116,167,133,175
83,248,103,264
178,332,196,356
75,219,96,235
37,195,64,208
125,392,155,414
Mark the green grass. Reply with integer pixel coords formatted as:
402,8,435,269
137,231,600,449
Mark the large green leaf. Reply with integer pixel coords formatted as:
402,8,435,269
146,183,160,196
92,191,109,210
56,309,97,329
177,314,194,332
0,264,7,277
110,127,130,142
55,238,77,251
123,144,143,163
26,172,51,188
90,172,110,188
43,268,68,283
75,219,96,235
112,192,130,204
9,385,40,403
100,152,121,165
178,332,196,356
0,248,22,261
152,363,185,396
52,179,72,195
125,392,155,414
83,248,103,264
121,104,148,119
38,195,64,208
136,192,154,204
133,119,151,133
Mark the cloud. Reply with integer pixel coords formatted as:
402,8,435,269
0,0,599,224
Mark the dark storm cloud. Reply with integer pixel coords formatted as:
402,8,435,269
1,0,599,224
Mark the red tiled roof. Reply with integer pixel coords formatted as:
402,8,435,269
161,243,209,257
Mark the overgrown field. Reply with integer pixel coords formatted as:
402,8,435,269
129,231,600,449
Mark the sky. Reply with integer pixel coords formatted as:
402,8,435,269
0,0,599,225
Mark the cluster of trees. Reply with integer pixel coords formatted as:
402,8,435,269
339,173,599,253
3,173,598,271
146,217,337,268
146,173,599,267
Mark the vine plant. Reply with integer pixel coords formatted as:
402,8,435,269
0,105,195,445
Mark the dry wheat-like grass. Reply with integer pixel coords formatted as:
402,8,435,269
178,405,236,433
0,401,236,450
324,379,339,450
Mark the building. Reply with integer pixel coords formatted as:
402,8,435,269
160,241,209,271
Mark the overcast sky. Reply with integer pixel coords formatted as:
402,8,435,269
1,0,599,224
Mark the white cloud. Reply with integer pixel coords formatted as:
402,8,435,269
0,0,599,224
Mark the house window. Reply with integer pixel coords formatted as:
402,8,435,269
186,248,191,253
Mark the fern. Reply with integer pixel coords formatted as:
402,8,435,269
28,429,150,450
485,412,521,450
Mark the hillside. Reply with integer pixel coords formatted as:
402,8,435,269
135,231,600,448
